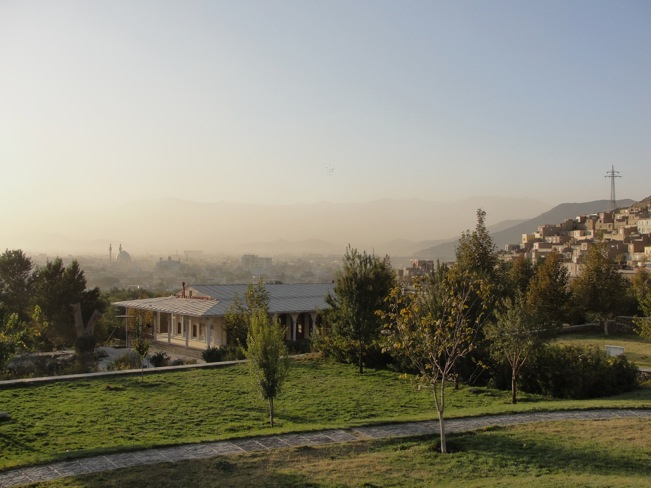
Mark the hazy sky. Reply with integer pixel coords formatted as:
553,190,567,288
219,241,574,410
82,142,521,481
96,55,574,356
1,0,650,216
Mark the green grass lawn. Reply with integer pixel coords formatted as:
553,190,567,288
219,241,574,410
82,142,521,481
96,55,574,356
33,418,651,487
555,332,651,368
1,355,650,471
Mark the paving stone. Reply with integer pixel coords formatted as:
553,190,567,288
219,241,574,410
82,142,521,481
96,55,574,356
132,450,168,465
302,432,337,444
254,436,292,449
148,447,185,461
17,466,57,482
50,460,94,476
204,442,245,455
177,444,222,459
104,453,145,468
275,434,308,446
0,471,31,488
231,439,269,452
321,430,358,442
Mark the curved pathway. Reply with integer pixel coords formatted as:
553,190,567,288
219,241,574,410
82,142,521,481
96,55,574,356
1,409,650,487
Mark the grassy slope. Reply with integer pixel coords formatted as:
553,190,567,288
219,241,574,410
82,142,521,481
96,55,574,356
35,418,651,487
555,332,651,368
1,356,650,471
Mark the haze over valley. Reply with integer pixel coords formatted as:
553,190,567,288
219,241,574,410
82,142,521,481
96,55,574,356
3,195,551,257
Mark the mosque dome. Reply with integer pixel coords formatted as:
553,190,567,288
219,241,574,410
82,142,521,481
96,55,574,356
116,244,132,263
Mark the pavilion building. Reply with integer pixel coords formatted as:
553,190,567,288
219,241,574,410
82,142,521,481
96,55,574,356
112,283,333,352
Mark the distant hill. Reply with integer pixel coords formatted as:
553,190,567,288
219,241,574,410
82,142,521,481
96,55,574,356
416,199,636,262
9,196,547,256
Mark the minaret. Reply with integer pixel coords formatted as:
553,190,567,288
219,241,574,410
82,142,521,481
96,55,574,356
109,243,113,263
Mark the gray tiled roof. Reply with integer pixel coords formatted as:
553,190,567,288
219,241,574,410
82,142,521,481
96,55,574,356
112,283,334,317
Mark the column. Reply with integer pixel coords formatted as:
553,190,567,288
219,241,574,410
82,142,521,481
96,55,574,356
291,313,299,341
309,313,318,339
154,311,160,343
125,307,130,348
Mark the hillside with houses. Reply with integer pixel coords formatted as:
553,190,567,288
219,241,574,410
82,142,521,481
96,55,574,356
503,196,651,276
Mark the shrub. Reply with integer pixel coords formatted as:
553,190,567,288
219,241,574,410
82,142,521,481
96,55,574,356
514,344,638,399
220,344,245,361
168,358,198,366
106,351,141,371
149,351,170,367
286,339,312,354
202,346,223,363
312,330,393,369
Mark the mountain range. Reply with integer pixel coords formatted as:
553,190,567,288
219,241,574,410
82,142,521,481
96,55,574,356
3,196,634,259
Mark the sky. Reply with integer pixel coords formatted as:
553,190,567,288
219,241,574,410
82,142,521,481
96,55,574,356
1,0,650,218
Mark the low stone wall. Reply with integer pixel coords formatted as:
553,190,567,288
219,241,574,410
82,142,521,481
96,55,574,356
609,316,637,334
560,317,640,335
7,351,77,378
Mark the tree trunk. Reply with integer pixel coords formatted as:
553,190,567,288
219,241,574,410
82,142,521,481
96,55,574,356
603,318,609,336
71,303,101,339
358,338,364,374
436,382,447,454
269,397,274,427
511,367,518,404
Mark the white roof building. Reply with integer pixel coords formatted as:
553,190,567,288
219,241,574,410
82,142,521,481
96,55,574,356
112,283,333,352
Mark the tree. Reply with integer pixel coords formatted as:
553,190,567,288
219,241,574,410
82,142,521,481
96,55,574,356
325,246,396,373
454,209,502,324
132,336,150,379
224,279,271,349
631,268,651,339
0,306,46,374
455,209,499,282
0,249,34,321
571,243,629,335
526,251,570,330
31,258,104,347
485,296,540,404
245,310,290,427
71,302,101,354
381,268,490,453
0,313,21,374
506,254,534,298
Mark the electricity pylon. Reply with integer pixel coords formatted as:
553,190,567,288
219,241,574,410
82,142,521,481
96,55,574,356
605,165,621,211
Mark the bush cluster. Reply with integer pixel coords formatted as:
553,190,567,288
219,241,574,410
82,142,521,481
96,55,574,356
202,346,223,363
202,345,245,363
312,331,394,369
149,351,170,367
106,351,141,371
492,344,639,399
286,339,312,354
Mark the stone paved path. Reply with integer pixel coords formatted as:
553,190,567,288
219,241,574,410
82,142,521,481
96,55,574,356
1,409,649,487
